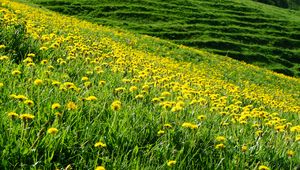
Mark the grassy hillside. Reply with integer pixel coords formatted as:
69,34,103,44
27,0,300,77
252,0,300,9
1,0,300,169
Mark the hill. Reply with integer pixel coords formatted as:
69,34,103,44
252,0,300,9
1,1,300,169
28,0,300,77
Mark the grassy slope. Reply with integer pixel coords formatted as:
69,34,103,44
1,1,300,169
252,0,300,9
28,0,300,77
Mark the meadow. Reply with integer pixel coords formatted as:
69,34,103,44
29,0,300,77
0,0,300,169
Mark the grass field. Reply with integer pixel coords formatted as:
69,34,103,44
1,0,300,169
27,0,300,77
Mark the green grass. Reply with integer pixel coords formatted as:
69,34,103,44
25,0,300,77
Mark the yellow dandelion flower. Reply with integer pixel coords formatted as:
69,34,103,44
241,145,248,152
99,80,106,86
157,130,165,135
129,86,138,92
163,123,172,128
39,46,48,51
34,79,43,85
151,97,161,103
111,100,121,111
12,70,21,76
19,114,35,121
274,125,285,132
167,160,176,167
94,141,107,148
258,165,270,170
0,55,9,60
215,143,225,150
287,150,295,157
216,136,226,142
290,126,300,132
114,87,126,93
27,53,36,57
0,44,5,49
66,102,77,110
255,130,263,137
47,127,58,135
8,112,18,119
40,59,48,65
51,103,61,110
197,115,206,121
85,96,97,101
95,166,106,170
84,81,92,88
161,91,171,97
23,57,33,63
182,122,198,129
81,76,89,81
24,100,34,107
0,82,3,88
26,63,35,67
135,94,144,99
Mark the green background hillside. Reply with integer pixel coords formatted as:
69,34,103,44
28,0,300,77
253,0,300,9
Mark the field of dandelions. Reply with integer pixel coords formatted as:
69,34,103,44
0,1,299,169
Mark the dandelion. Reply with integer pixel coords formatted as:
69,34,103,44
23,57,33,63
161,91,171,97
39,46,48,51
182,122,198,129
157,130,165,135
258,165,270,170
85,96,97,101
19,113,35,121
114,87,126,93
197,115,206,121
51,103,61,110
0,55,9,60
215,143,225,150
129,86,138,92
12,70,21,76
99,80,106,86
287,150,295,157
95,166,106,170
111,100,121,111
81,76,89,81
0,82,3,88
163,123,172,128
8,112,18,119
216,136,226,142
135,94,144,99
34,79,43,85
167,160,176,167
66,102,77,110
47,127,58,135
84,81,92,88
94,141,107,148
255,130,263,137
52,81,61,86
241,145,248,152
27,53,35,57
40,59,48,64
27,63,35,67
0,44,5,49
24,100,34,107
